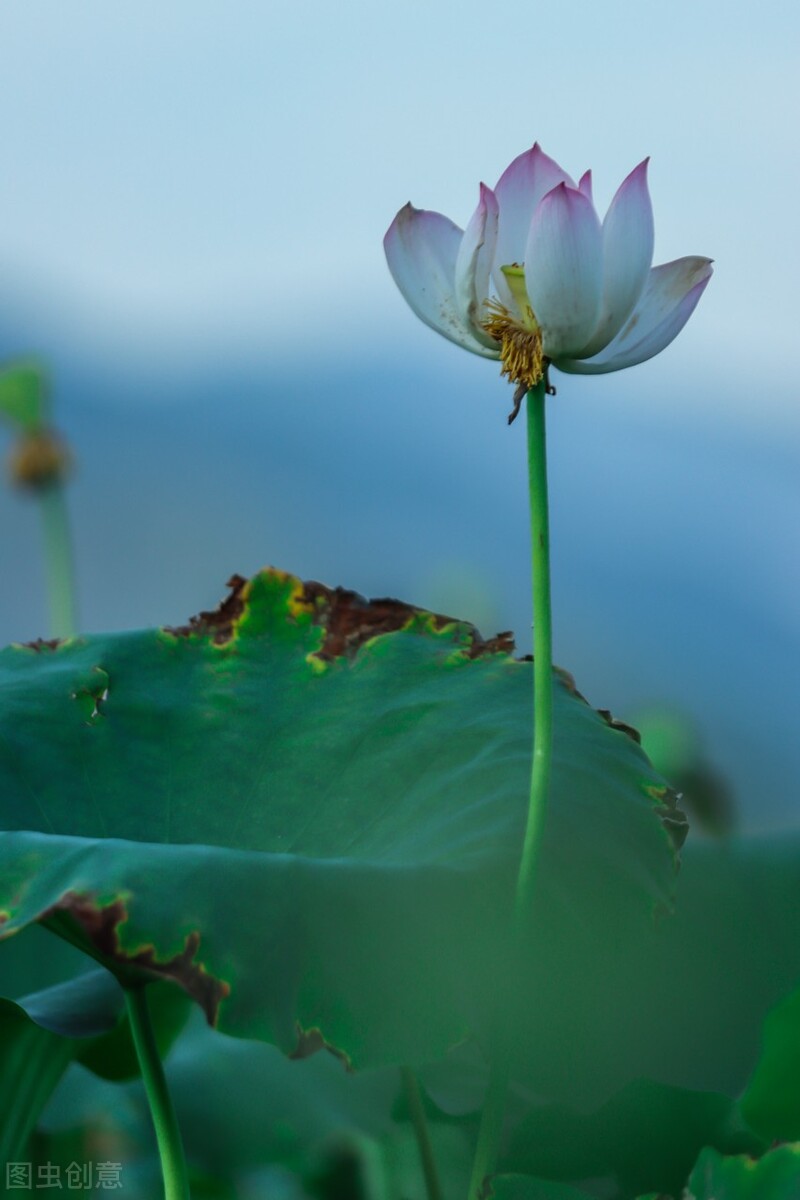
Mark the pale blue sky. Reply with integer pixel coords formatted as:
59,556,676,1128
0,0,798,424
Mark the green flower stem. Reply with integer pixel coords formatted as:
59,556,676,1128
39,482,77,639
467,379,554,1200
124,986,190,1200
401,1066,444,1200
515,379,554,922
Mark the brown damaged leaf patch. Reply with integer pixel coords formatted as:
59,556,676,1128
300,580,450,659
172,569,517,660
299,578,515,662
46,892,230,1025
167,568,517,662
166,573,249,645
290,1019,353,1072
465,629,516,659
20,636,66,653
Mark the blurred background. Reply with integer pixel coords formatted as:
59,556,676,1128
0,0,797,830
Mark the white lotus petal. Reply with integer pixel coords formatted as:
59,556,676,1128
579,159,655,357
556,256,713,374
384,204,499,357
525,184,603,358
578,170,593,203
492,144,574,312
454,184,502,349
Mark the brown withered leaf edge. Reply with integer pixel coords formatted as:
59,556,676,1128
165,573,251,645
170,571,657,746
22,636,65,652
43,892,230,1026
169,570,518,660
299,578,516,662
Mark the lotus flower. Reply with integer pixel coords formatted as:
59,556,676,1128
384,144,712,391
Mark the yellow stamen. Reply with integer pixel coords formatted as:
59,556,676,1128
482,299,544,390
480,265,545,390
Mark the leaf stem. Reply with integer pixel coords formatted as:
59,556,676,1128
401,1066,444,1200
38,482,77,639
467,380,554,1200
466,1045,512,1200
124,986,190,1200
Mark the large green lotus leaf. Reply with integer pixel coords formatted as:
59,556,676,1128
685,1144,800,1198
0,569,682,1096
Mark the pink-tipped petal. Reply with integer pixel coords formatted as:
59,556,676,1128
556,256,713,374
454,183,501,348
492,143,574,311
579,159,655,357
384,204,499,357
525,183,603,358
578,170,593,203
